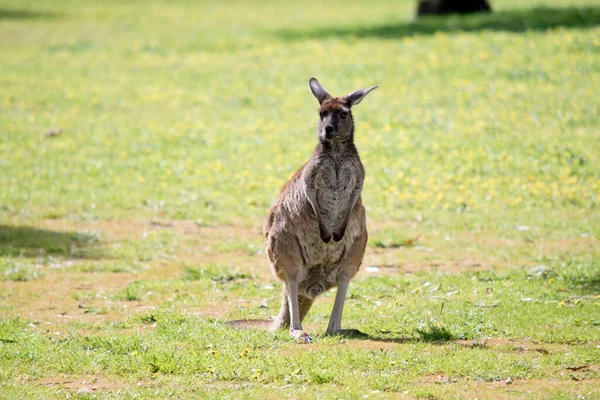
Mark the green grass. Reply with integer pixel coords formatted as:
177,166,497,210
1,0,599,398
1,265,599,397
1,0,599,225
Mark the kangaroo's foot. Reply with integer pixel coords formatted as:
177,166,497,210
291,329,313,343
325,328,367,338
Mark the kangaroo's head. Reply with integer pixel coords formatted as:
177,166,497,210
309,77,378,143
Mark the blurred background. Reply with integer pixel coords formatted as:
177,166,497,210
1,0,598,228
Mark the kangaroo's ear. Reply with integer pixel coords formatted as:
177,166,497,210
346,85,379,107
309,77,330,105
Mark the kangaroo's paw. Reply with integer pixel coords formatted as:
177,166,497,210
319,229,332,243
332,231,345,242
332,224,347,242
291,329,313,344
325,328,367,338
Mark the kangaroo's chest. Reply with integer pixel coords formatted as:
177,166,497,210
314,160,360,227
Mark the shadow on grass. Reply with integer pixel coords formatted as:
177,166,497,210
563,269,600,295
0,225,103,258
357,334,418,344
277,7,600,41
332,327,455,343
0,9,59,20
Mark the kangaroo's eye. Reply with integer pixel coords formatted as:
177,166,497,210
340,112,348,120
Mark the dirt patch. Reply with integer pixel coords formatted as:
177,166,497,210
1,270,138,333
417,378,600,399
4,218,596,336
38,218,271,278
33,375,140,392
361,250,493,275
37,219,149,242
1,219,268,326
37,218,260,243
452,231,599,257
455,338,553,352
536,237,599,254
455,338,600,351
30,218,506,278
0,264,257,334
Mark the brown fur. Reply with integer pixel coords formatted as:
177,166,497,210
229,78,378,342
319,97,348,112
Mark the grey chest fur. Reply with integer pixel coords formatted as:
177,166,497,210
312,158,362,231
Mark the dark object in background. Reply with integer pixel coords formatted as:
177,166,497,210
417,0,492,16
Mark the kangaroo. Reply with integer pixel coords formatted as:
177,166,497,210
230,78,378,342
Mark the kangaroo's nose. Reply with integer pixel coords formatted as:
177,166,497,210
325,125,335,135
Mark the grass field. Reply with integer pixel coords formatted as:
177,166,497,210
1,0,599,398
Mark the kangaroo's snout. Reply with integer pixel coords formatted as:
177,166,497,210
325,125,335,137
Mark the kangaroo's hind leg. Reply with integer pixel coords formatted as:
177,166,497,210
270,285,314,337
270,286,290,331
299,294,314,323
286,276,313,343
267,229,312,342
325,231,367,337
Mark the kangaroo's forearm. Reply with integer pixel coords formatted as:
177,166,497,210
333,188,362,241
305,186,333,242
